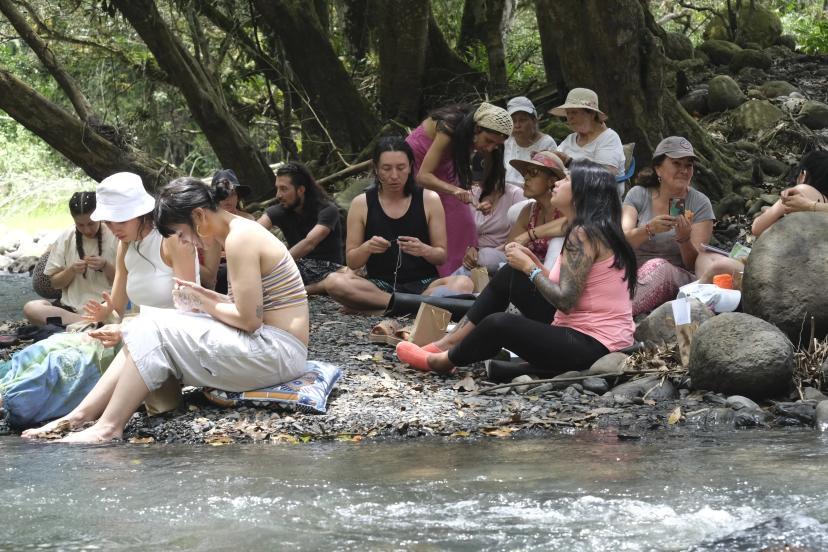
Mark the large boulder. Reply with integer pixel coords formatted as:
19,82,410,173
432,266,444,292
742,213,828,346
635,298,715,346
729,49,772,72
698,40,743,65
679,89,710,117
796,100,828,130
707,75,746,112
730,100,785,135
734,5,783,48
689,313,794,400
333,177,372,211
759,80,799,99
663,32,694,61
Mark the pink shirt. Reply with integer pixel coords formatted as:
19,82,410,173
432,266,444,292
548,255,635,351
471,184,525,249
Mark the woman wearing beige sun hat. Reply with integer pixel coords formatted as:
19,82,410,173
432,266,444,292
550,88,625,185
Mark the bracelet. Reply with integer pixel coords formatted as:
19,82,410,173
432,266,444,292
528,267,542,283
645,223,655,240
675,236,690,244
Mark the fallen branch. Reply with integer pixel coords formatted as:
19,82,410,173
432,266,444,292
317,159,372,186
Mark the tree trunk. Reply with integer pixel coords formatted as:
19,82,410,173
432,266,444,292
481,0,511,93
0,0,94,122
253,0,378,159
340,0,370,61
0,67,176,188
534,0,565,92
541,0,743,199
371,0,429,124
112,0,275,199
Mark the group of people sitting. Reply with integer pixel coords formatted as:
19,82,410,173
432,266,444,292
16,88,828,442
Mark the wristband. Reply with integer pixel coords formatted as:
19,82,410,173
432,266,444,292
675,236,690,244
645,223,655,240
528,267,542,283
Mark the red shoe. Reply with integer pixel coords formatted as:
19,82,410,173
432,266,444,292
396,341,431,372
422,343,444,354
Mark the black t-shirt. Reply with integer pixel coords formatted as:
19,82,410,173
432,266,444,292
264,201,343,264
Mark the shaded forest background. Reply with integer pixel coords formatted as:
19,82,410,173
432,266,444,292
0,0,827,224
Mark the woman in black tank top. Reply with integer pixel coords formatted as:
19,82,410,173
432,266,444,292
323,137,474,313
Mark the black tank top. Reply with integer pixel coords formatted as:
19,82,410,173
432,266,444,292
365,187,438,283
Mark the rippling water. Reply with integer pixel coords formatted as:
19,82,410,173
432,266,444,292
0,273,37,321
1,430,827,550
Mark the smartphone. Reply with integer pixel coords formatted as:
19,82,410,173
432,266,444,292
669,197,686,217
702,243,730,256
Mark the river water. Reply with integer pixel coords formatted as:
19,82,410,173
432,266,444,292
0,273,38,321
1,430,827,551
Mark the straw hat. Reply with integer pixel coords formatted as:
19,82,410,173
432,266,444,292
549,88,607,121
90,172,156,223
509,151,567,180
473,102,514,136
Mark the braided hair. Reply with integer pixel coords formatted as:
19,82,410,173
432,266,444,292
69,191,101,278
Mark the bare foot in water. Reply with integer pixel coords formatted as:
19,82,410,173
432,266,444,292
58,423,120,444
21,414,85,440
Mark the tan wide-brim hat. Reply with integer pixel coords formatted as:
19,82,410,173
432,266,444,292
509,151,567,180
549,88,608,121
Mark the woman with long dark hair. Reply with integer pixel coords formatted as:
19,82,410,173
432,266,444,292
406,102,513,276
397,159,637,374
23,192,118,326
24,177,309,443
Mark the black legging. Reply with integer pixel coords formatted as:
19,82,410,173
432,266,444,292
448,265,609,373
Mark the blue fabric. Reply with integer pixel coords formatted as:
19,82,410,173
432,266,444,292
0,333,115,428
203,361,341,414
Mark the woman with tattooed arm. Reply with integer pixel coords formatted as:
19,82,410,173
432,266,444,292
396,159,637,375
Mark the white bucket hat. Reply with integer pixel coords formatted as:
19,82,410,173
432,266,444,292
90,172,156,223
549,88,608,121
506,96,537,117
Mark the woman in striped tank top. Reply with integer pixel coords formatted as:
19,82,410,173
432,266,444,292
25,178,309,444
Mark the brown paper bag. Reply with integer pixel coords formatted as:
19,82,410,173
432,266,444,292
144,376,182,416
470,267,490,293
675,322,698,367
409,303,451,346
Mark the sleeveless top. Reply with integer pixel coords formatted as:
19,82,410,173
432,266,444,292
548,255,635,351
125,228,175,308
364,187,438,283
228,253,307,312
527,203,564,259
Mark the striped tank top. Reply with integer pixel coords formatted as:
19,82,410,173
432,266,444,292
228,254,307,311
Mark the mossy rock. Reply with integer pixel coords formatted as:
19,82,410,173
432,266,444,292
542,118,572,143
729,49,772,72
777,34,797,50
759,157,790,177
708,75,746,113
679,89,709,117
764,44,796,59
703,17,731,42
663,31,694,61
734,5,783,49
333,176,372,211
698,39,743,65
758,80,798,99
730,100,785,136
796,101,828,130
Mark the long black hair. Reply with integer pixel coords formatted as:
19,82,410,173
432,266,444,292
798,150,828,195
564,159,638,297
372,136,417,196
429,103,507,194
69,191,101,278
275,162,330,219
154,177,218,237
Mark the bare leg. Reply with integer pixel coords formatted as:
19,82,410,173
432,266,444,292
423,275,474,296
426,351,455,372
22,300,84,327
432,316,476,351
326,272,391,312
59,350,149,443
304,280,327,295
695,252,744,284
21,346,130,438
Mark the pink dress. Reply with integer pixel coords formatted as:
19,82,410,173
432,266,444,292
406,125,478,276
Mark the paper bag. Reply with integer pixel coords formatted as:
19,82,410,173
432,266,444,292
409,303,451,346
672,298,697,367
470,267,490,293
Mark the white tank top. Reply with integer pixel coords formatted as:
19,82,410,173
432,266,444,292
125,228,175,308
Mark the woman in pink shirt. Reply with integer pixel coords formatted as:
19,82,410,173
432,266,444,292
397,159,637,375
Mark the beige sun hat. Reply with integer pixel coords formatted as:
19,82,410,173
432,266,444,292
509,151,567,180
473,102,514,136
549,88,608,121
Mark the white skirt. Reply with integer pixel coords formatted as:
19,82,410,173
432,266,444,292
122,308,307,392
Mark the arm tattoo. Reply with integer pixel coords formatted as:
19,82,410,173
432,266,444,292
533,236,594,313
255,304,263,320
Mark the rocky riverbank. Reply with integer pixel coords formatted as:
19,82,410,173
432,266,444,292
2,295,826,445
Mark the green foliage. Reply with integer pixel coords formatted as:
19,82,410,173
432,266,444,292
780,10,828,54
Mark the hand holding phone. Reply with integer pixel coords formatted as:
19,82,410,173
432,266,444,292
669,197,686,217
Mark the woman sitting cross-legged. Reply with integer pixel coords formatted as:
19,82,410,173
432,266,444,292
325,137,473,313
23,177,309,443
396,159,637,375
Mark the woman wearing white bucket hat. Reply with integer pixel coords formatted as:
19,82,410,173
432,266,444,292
550,88,625,181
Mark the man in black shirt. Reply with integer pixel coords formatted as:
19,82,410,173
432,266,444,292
258,163,344,294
